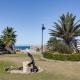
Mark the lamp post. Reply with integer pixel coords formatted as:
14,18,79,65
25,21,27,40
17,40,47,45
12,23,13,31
41,24,45,54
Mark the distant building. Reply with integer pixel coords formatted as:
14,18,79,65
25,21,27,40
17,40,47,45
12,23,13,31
31,44,47,52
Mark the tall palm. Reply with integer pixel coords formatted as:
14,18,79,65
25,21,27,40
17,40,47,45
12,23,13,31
1,27,16,52
49,12,80,46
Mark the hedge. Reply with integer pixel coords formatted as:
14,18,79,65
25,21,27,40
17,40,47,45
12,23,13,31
43,52,80,61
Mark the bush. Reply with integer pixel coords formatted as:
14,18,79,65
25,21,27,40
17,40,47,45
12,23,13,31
47,38,73,54
55,42,73,54
43,52,80,61
43,52,53,59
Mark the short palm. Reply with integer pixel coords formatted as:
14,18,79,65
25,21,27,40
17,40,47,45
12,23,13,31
1,27,16,50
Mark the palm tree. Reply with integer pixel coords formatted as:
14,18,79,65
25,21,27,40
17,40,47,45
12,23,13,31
1,27,17,53
49,12,80,47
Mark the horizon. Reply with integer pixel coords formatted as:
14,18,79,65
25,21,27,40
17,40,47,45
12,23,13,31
0,0,80,45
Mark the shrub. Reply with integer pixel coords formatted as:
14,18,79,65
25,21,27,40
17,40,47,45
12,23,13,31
43,52,53,59
55,42,73,54
43,52,80,61
47,37,73,54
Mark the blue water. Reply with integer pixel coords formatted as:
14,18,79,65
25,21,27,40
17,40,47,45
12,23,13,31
15,46,30,50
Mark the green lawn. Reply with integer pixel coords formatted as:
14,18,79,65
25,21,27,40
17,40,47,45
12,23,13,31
0,53,80,80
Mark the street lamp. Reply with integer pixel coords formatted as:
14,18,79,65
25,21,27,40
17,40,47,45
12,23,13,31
41,24,45,54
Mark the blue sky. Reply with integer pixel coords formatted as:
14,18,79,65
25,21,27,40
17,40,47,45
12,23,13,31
0,0,80,45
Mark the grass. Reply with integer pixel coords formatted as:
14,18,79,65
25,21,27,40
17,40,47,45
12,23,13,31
3,53,28,58
0,53,80,80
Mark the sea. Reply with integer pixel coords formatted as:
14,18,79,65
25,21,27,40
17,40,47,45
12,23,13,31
15,46,31,50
